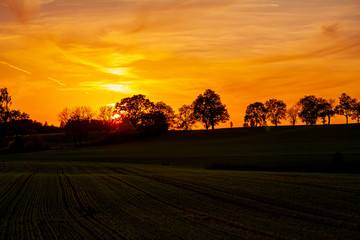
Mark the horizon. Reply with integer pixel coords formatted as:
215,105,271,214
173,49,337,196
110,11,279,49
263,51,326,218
1,0,360,127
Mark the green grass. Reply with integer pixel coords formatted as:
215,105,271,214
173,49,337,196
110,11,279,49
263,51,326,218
1,124,360,239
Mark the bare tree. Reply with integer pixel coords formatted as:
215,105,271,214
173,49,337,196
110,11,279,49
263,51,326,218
177,104,196,131
287,104,300,126
58,106,95,147
98,106,115,132
58,107,71,128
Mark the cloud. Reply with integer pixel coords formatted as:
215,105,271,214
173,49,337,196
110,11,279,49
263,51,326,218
61,81,133,94
0,60,32,74
322,23,339,37
253,36,360,64
48,77,65,86
0,0,53,23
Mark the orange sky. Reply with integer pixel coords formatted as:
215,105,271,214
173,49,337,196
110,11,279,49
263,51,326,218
1,0,360,127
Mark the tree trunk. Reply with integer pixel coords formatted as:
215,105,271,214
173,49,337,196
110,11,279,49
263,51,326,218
346,115,348,124
211,124,214,130
328,116,331,125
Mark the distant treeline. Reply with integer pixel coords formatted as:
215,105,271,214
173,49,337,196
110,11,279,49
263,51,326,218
1,86,360,149
244,93,359,127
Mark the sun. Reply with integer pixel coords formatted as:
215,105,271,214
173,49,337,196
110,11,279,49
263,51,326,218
111,113,121,120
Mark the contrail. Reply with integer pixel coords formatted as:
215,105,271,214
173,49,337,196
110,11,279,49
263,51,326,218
0,60,32,74
48,77,66,86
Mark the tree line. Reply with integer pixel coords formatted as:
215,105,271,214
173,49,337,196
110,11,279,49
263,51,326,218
58,89,229,146
1,86,360,149
244,93,360,127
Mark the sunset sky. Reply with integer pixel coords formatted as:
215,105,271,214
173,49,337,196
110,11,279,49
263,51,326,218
1,0,360,127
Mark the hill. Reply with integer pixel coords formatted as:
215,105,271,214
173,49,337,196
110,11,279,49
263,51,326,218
2,124,360,172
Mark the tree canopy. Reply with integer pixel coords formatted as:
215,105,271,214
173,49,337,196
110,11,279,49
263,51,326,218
298,95,319,125
335,93,356,124
244,102,267,127
115,94,154,127
265,99,287,126
177,104,196,131
192,89,229,130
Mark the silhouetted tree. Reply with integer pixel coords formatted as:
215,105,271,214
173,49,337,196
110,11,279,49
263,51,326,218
153,101,176,129
193,89,229,130
177,104,196,131
265,99,286,126
335,93,356,124
58,106,95,147
137,111,169,135
115,94,154,127
317,98,336,125
298,95,319,125
98,106,116,132
287,104,300,126
0,87,12,124
244,102,267,127
351,101,360,124
0,88,30,140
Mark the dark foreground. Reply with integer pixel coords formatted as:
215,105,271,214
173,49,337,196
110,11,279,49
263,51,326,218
0,162,359,240
1,124,360,239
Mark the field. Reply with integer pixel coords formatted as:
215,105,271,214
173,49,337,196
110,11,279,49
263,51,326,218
1,125,360,239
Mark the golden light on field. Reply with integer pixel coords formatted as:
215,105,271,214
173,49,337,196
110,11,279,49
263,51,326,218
0,0,360,126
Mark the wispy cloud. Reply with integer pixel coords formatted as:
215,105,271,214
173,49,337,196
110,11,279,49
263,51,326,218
0,0,53,23
61,81,133,94
0,60,32,74
48,77,65,86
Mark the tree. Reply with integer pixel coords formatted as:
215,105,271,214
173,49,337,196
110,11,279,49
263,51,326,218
193,89,229,130
351,101,360,124
0,87,12,124
177,104,196,131
335,93,356,124
287,104,300,126
317,98,336,125
58,106,95,147
0,88,29,139
298,95,319,125
265,99,287,126
98,106,116,132
114,94,154,127
244,102,267,127
153,101,176,129
137,111,169,135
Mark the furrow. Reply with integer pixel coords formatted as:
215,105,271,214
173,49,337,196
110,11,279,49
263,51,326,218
64,174,128,240
109,175,276,240
145,174,359,232
1,169,38,240
57,171,100,239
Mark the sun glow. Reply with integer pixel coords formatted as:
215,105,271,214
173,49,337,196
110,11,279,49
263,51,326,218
111,113,121,120
100,84,133,93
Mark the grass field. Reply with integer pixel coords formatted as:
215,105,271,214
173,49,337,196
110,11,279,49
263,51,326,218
1,124,360,239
